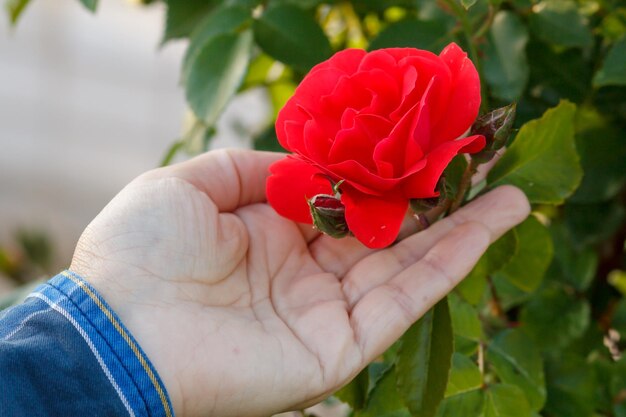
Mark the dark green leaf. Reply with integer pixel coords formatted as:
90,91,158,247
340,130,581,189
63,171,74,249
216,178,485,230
253,4,332,72
396,298,454,417
163,0,217,42
487,100,582,204
357,366,410,417
520,285,590,351
486,329,546,410
495,216,553,293
182,5,252,83
483,11,529,101
550,222,598,291
369,18,452,53
5,0,31,24
544,354,596,417
185,30,253,126
594,36,626,87
483,384,532,417
564,201,626,249
335,366,369,411
436,389,484,417
612,298,626,335
529,0,593,48
442,155,468,202
457,229,518,305
569,107,626,203
78,0,97,12
445,353,482,397
526,40,592,104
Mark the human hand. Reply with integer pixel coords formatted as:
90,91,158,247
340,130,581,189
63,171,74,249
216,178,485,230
70,149,529,417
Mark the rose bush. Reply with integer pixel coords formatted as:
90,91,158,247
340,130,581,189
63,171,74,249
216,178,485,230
266,43,486,248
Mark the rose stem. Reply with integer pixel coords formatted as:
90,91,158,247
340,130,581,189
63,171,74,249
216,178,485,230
486,275,505,319
449,158,480,213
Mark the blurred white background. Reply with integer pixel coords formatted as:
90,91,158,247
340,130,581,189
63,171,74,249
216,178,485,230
0,0,268,275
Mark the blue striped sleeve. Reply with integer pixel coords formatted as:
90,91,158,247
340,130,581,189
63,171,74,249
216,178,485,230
0,270,174,417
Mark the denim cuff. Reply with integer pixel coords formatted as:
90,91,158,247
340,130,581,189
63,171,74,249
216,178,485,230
28,270,175,417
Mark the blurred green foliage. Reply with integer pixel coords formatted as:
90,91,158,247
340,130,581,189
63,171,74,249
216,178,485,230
5,0,626,416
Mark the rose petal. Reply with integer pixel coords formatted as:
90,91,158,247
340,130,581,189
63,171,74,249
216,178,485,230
373,78,437,176
342,188,408,249
327,159,402,195
329,113,392,170
267,156,333,224
402,134,486,198
432,43,481,145
309,48,366,76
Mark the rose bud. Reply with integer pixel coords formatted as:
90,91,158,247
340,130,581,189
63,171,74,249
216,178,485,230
471,103,517,163
307,194,350,238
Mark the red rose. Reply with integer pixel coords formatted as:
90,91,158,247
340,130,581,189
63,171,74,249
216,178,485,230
266,43,485,248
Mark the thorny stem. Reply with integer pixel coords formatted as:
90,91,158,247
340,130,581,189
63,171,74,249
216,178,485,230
449,159,480,213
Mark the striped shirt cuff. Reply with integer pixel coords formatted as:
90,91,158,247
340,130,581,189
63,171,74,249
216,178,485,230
27,270,174,417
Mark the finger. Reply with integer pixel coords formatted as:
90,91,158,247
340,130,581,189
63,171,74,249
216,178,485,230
342,185,530,308
350,221,490,361
142,149,285,212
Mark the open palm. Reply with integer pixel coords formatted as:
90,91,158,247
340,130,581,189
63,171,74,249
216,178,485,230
71,150,529,417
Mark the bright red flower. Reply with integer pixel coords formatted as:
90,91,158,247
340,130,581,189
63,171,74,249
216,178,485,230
266,43,485,248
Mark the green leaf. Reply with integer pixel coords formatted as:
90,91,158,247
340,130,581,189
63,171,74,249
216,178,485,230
396,298,454,417
335,366,369,411
486,329,546,411
520,285,590,351
483,384,532,417
594,36,626,87
544,354,596,417
5,0,31,24
78,0,97,12
357,366,410,417
368,18,452,53
163,0,217,42
550,222,598,291
253,4,332,72
526,40,592,104
487,100,582,204
611,298,626,335
495,216,553,293
570,107,626,203
182,5,252,83
445,353,482,397
185,30,253,126
449,293,482,354
436,389,484,417
457,229,518,305
483,11,529,101
529,0,593,48
564,201,626,249
442,155,468,202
